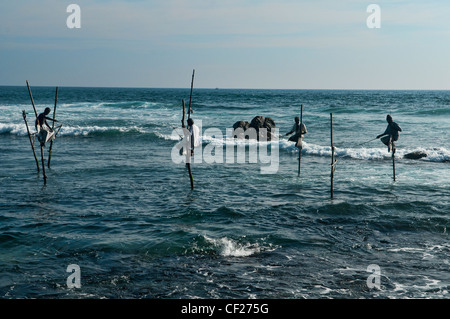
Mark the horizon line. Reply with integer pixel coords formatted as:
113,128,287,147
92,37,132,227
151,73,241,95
1,84,448,91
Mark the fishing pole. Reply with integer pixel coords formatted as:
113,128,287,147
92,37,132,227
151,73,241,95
357,137,378,146
171,126,185,139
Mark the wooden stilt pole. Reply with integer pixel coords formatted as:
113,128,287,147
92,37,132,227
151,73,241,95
187,158,194,190
188,69,195,119
330,113,337,199
26,80,38,119
48,86,58,168
22,110,40,172
392,139,396,182
181,99,186,128
182,99,194,190
298,104,303,177
40,144,47,185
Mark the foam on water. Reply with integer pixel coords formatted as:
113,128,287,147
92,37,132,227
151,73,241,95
202,235,277,257
202,236,259,257
59,125,146,136
0,123,26,136
198,133,450,163
0,123,146,137
3,119,449,163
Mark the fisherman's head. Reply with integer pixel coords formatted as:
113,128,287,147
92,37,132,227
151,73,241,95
295,117,300,123
187,118,194,126
44,107,51,115
386,114,393,123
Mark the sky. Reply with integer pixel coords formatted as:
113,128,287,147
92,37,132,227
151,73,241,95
1,0,449,89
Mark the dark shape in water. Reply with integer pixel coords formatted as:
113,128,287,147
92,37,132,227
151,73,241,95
232,116,276,141
404,151,427,160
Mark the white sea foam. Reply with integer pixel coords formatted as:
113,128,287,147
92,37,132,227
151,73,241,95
391,276,447,298
199,135,450,162
59,101,161,109
60,125,147,136
417,147,450,162
281,140,450,162
175,131,450,163
155,131,182,141
197,134,390,160
0,122,145,137
203,235,262,257
3,121,449,163
0,123,28,136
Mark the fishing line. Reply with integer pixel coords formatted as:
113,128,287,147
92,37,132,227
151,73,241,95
357,137,378,147
171,126,186,139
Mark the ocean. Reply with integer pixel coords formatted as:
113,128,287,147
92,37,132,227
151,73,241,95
0,86,449,299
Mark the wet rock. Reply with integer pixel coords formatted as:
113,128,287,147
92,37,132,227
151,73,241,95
404,151,427,160
232,121,250,131
233,116,276,141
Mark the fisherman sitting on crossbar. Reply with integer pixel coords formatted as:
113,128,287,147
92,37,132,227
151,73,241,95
35,107,59,146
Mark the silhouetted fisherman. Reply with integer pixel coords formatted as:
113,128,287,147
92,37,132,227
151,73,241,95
376,114,402,153
285,116,307,148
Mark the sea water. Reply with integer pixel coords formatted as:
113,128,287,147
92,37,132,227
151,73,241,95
0,86,449,298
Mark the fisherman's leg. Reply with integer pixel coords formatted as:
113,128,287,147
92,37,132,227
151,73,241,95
295,135,303,148
380,136,391,151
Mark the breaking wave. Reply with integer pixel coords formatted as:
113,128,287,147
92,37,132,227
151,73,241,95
194,132,450,163
3,122,449,163
0,123,146,137
202,235,276,257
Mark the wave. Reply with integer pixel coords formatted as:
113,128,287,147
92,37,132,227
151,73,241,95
408,107,450,117
3,122,448,162
201,235,277,257
0,123,26,136
184,133,450,163
411,147,450,163
154,131,183,141
55,101,163,110
0,122,187,147
0,101,168,112
283,141,450,163
60,125,146,136
0,122,146,137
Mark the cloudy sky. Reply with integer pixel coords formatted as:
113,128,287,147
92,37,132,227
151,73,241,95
1,0,449,89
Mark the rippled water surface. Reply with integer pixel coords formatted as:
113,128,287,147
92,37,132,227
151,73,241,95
1,87,449,298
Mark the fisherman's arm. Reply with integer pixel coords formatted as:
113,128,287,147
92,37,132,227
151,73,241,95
285,124,295,136
376,126,389,139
